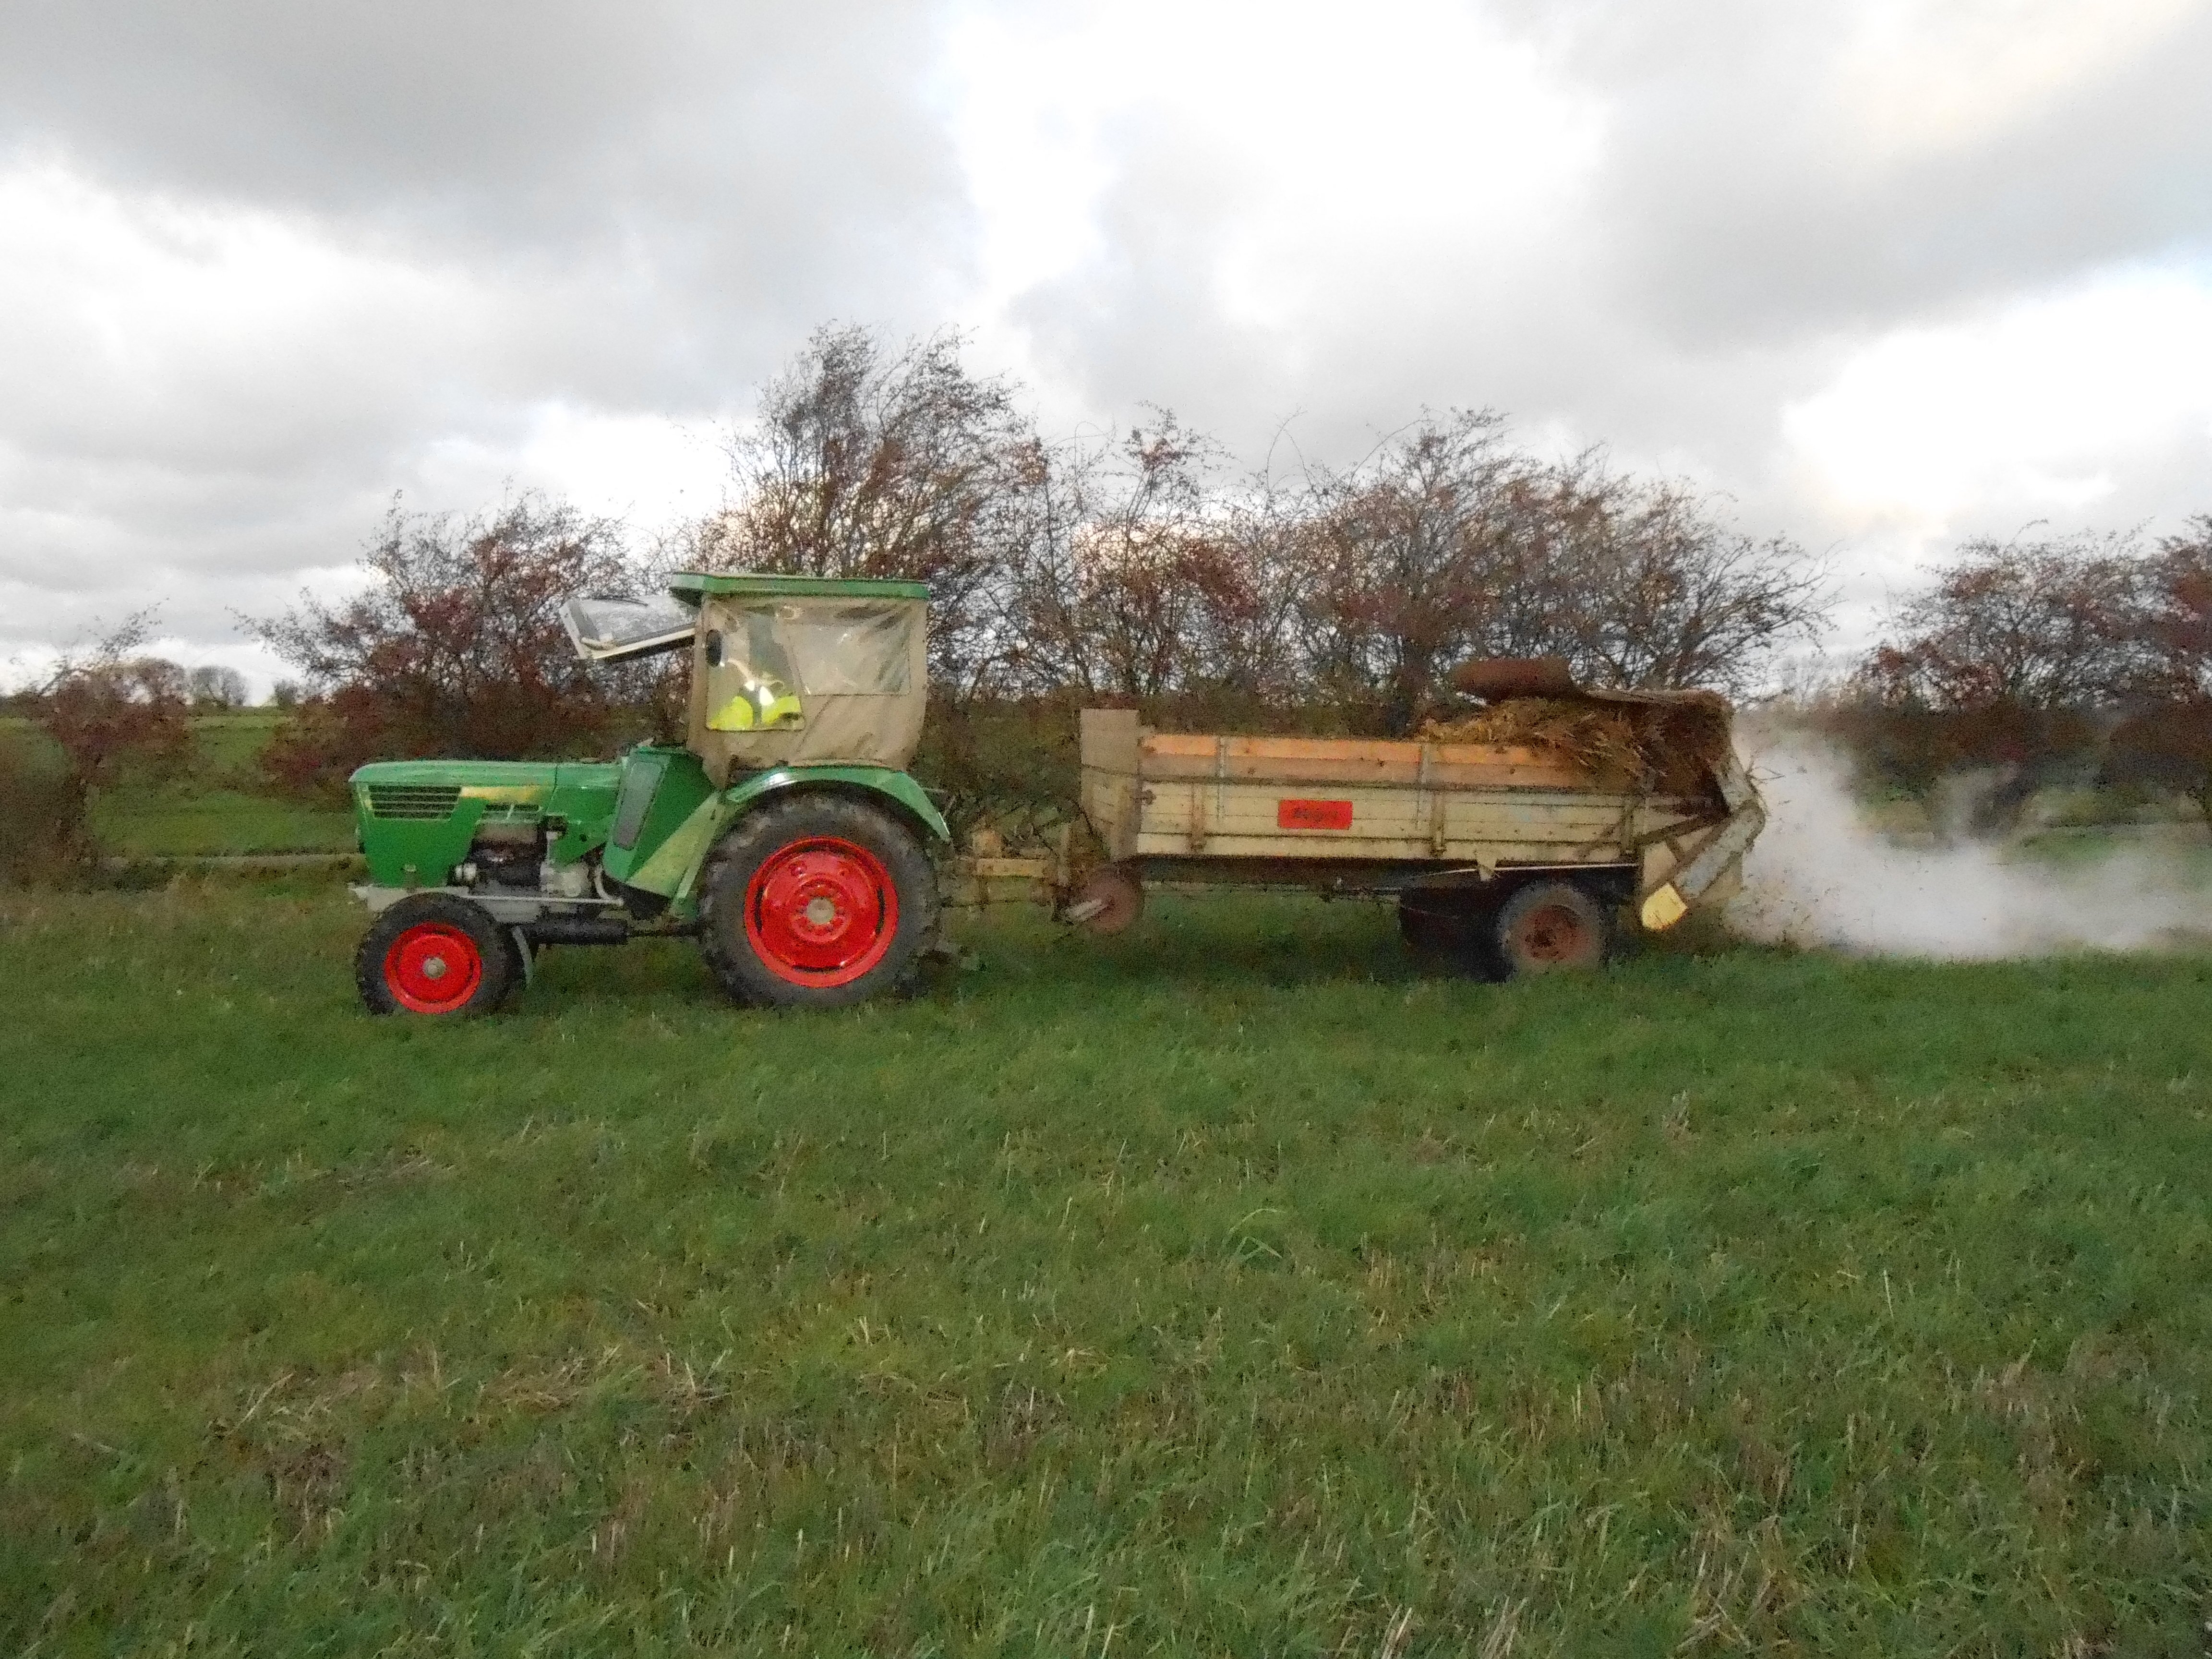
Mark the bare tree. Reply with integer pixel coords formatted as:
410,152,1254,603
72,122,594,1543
2132,519,2212,700
981,428,1105,698
37,620,192,800
1291,410,1527,734
187,664,250,709
1530,461,1828,692
694,332,1829,739
2102,520,2212,830
1203,471,1309,709
1003,414,1280,703
1839,531,2143,826
702,325,1039,698
1284,415,1822,733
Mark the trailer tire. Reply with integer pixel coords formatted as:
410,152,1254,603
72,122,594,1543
1491,880,1611,977
698,793,938,1009
357,892,522,1017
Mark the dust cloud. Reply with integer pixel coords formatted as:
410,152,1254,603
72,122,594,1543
1725,740,2212,959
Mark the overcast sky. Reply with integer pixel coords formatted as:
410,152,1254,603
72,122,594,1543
4,0,2210,689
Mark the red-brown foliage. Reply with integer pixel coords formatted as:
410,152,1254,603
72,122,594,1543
6,613,193,877
2134,521,2212,700
1839,534,2143,810
1859,533,2141,711
254,493,677,793
2100,521,2212,828
1290,414,1828,734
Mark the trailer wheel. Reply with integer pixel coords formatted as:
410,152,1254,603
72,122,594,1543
356,892,522,1017
1492,880,1611,977
698,793,937,1009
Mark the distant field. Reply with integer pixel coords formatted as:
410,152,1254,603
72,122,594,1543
0,712,356,857
3,874,2208,1655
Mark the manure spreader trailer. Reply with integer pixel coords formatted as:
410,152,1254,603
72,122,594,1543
347,573,1764,1016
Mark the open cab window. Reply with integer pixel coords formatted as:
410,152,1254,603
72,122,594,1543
562,596,696,664
701,600,915,732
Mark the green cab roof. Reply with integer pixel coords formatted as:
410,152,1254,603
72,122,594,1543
668,571,931,607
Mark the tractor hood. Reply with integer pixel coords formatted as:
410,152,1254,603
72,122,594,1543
349,758,624,886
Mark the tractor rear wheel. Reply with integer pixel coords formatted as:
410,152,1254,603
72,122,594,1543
357,892,522,1016
1491,880,1611,977
698,793,937,1009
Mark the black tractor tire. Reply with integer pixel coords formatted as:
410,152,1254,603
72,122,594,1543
1491,879,1612,978
356,892,523,1017
697,793,938,1010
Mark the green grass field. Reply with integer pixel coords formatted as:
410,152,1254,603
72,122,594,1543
4,870,2210,1656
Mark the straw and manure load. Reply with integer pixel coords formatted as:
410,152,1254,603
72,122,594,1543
1419,656,1738,799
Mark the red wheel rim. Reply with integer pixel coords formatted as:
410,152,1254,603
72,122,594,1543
383,922,484,1014
744,836,898,987
1515,903,1590,964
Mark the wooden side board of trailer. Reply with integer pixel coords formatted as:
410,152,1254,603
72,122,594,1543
1075,707,1752,905
1071,705,1762,929
1137,731,1602,791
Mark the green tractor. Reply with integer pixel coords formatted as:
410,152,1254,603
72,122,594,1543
349,573,950,1016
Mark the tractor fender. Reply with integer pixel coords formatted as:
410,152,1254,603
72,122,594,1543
652,768,951,918
719,766,951,846
658,767,950,916
668,766,947,912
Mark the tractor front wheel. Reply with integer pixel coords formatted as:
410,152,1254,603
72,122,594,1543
698,793,937,1009
357,892,522,1016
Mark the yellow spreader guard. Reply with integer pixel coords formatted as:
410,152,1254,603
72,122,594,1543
1640,882,1691,931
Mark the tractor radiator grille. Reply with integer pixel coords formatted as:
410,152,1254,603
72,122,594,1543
365,783,463,820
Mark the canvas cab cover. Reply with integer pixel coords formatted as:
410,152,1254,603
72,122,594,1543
667,573,929,780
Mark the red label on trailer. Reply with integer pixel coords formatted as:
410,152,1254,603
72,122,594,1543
1277,798,1354,830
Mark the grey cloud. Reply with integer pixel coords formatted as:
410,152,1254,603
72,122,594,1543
0,5,950,236
0,0,983,668
3,0,2210,681
0,0,980,397
987,0,2212,575
1535,0,2212,342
